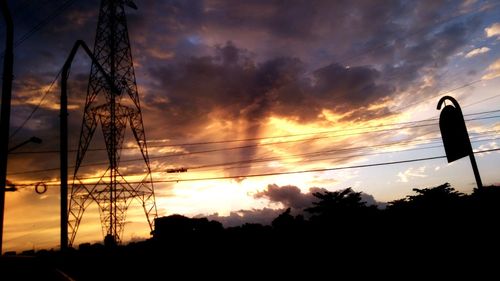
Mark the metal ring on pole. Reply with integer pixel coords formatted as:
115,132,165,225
35,182,47,194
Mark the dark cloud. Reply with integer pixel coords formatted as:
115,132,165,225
202,184,385,227
254,184,385,209
144,43,398,176
254,184,325,209
204,208,284,227
146,43,394,130
313,63,394,110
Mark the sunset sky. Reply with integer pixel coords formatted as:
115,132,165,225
2,0,500,252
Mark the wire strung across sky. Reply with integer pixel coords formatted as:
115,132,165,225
1,0,78,54
189,134,500,173
10,129,500,184
7,114,500,177
186,129,497,169
5,0,77,137
48,134,500,182
394,79,485,113
9,68,62,139
9,110,500,155
12,147,500,188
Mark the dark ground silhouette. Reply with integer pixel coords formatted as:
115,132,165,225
1,183,499,280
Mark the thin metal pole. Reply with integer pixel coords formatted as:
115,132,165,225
469,153,483,189
0,0,14,254
61,40,118,248
60,65,69,251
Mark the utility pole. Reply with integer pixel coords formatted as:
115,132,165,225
61,51,69,251
61,40,117,250
0,0,14,254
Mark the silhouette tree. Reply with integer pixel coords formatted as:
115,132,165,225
272,208,294,229
271,208,305,233
385,182,468,250
467,185,500,240
305,188,372,217
387,182,464,211
303,188,379,241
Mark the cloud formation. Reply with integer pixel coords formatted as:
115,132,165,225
482,59,500,80
254,184,326,209
397,166,428,183
204,208,284,227
203,184,384,227
465,47,491,58
254,184,382,209
485,22,500,38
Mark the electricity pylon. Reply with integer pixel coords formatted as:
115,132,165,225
68,0,156,246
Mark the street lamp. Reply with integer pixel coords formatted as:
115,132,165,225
8,136,42,153
4,136,43,191
60,40,119,250
0,0,14,255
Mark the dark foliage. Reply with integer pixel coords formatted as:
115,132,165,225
3,184,500,280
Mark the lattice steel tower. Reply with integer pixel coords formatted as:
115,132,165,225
69,0,156,246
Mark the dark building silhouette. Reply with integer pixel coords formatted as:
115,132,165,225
153,214,223,239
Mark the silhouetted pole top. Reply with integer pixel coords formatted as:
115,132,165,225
437,95,483,189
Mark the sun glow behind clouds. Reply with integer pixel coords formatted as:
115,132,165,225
148,112,415,218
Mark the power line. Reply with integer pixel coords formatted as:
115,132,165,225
7,113,500,178
5,130,445,176
7,116,500,176
159,132,500,173
1,0,78,58
5,0,77,138
8,133,442,176
9,68,63,139
189,134,500,172
14,147,500,187
9,110,500,155
106,103,500,150
156,147,500,185
463,93,500,109
394,78,485,113
10,130,500,180
81,108,500,148
8,112,441,153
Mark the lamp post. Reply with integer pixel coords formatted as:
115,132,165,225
60,40,118,250
3,137,43,193
0,0,14,255
8,137,43,153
